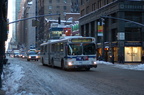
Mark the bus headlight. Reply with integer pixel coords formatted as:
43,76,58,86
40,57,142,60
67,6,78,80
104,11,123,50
28,56,31,58
93,61,97,65
68,61,73,66
36,56,39,58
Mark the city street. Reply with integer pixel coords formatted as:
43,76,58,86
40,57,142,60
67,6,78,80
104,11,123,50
2,56,144,95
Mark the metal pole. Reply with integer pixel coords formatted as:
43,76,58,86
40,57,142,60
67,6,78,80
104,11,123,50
101,16,144,27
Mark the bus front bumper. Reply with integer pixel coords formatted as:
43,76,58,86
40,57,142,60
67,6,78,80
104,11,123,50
66,64,97,69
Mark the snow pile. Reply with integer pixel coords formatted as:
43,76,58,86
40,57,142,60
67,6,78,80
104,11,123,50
115,64,144,71
97,61,144,71
2,64,25,94
97,61,113,65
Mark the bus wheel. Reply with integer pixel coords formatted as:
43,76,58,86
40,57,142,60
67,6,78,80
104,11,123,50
42,59,45,66
85,68,90,71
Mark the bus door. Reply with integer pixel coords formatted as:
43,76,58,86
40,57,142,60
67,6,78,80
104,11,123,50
47,44,51,65
44,45,48,64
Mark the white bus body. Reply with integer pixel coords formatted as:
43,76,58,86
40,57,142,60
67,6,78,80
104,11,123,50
40,36,97,70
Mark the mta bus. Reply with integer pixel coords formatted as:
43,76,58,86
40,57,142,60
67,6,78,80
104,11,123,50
40,36,97,70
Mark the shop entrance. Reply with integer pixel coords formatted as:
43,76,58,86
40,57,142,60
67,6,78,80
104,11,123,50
125,47,141,62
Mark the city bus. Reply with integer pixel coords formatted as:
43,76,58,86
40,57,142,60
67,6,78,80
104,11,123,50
40,36,97,70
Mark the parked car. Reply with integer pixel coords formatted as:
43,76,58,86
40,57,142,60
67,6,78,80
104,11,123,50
27,51,39,61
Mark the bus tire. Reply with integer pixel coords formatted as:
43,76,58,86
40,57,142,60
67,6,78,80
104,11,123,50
42,58,46,66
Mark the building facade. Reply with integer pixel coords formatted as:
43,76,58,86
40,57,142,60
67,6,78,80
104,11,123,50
71,0,80,13
79,0,144,63
17,0,80,51
17,0,36,51
36,0,72,49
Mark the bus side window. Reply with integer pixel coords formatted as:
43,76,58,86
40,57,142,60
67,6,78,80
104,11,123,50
60,43,63,52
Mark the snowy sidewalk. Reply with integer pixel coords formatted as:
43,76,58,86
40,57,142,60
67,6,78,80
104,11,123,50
97,61,144,71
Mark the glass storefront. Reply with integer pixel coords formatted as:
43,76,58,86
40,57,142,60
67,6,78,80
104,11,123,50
125,47,141,62
113,47,118,62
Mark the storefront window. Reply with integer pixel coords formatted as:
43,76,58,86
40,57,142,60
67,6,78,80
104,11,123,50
125,47,141,62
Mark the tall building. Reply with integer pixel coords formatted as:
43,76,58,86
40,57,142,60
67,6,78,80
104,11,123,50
44,0,71,20
79,0,144,63
17,0,36,51
17,0,80,50
36,0,72,49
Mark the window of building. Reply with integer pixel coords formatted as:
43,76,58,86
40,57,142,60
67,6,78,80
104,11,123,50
49,0,52,3
63,6,67,10
98,0,102,9
125,12,142,23
56,11,60,14
125,28,141,41
92,3,96,11
64,0,67,3
125,47,141,62
81,0,84,5
104,0,109,5
49,11,52,14
86,6,89,14
57,0,60,3
49,5,52,9
57,6,60,8
81,9,85,16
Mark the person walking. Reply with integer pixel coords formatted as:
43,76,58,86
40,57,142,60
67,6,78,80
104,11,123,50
110,54,114,64
111,54,114,64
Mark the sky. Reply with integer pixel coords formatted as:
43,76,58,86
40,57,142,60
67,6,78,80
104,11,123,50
6,0,16,51
1,60,144,94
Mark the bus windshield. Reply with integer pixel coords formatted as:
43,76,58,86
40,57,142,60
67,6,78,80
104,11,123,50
67,43,96,55
83,43,96,55
68,44,82,55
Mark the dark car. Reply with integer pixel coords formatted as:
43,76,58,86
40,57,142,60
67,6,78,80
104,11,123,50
27,51,39,61
14,53,21,58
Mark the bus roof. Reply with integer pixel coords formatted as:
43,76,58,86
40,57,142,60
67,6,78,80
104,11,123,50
60,36,82,39
40,36,95,46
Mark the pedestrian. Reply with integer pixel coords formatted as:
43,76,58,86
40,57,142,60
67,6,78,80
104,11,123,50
142,54,144,64
110,55,114,64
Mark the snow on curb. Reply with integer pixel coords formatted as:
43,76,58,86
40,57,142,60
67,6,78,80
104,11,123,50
2,64,25,94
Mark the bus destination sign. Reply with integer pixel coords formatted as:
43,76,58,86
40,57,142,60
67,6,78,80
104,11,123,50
71,38,92,42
